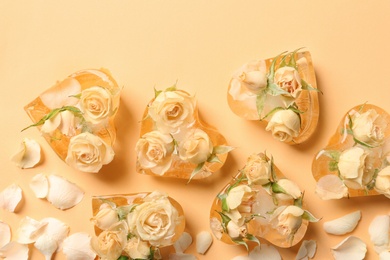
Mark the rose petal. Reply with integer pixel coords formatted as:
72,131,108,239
46,175,84,210
196,231,213,255
226,185,251,210
0,183,23,212
249,244,281,260
331,236,367,260
15,216,47,244
38,217,70,251
380,251,390,260
39,77,81,109
0,221,11,248
11,138,41,169
34,233,57,260
63,233,96,260
169,253,197,260
323,210,361,235
29,173,49,198
174,232,193,253
315,174,348,200
0,241,29,260
296,240,317,260
368,215,390,254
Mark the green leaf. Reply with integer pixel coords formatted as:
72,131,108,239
207,154,222,164
227,172,247,193
328,161,339,172
302,210,320,222
232,239,249,251
117,256,129,260
271,182,287,194
353,136,376,149
261,106,284,120
213,145,235,155
154,87,162,98
245,234,260,246
187,162,205,184
165,83,177,92
268,51,288,83
301,79,322,93
117,205,136,220
294,196,303,207
266,82,290,96
288,47,304,68
256,90,267,118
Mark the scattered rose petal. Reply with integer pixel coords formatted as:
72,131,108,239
315,175,348,200
15,216,47,244
29,173,49,198
296,240,317,260
0,221,11,248
174,232,192,253
196,231,213,255
34,233,57,260
331,236,367,260
63,233,96,260
380,251,390,260
0,241,29,260
169,253,197,260
11,138,41,169
37,217,70,251
250,244,281,260
323,211,361,235
46,175,84,210
0,183,23,212
368,215,390,254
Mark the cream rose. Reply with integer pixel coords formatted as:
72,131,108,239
374,166,390,198
338,147,368,189
226,221,248,239
80,86,115,125
91,221,128,260
90,204,119,230
127,191,180,247
178,129,213,164
135,131,174,176
274,66,302,99
351,109,385,146
41,110,78,136
123,237,151,259
148,90,196,134
274,179,302,200
226,185,253,211
242,153,271,185
265,109,300,142
235,60,268,94
65,132,115,173
275,205,304,236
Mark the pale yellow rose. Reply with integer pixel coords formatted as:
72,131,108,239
226,221,248,239
90,204,119,230
80,86,115,125
127,191,180,247
274,66,302,99
265,109,300,142
351,109,385,146
91,221,128,260
226,185,253,211
135,131,174,176
148,90,196,134
41,110,79,136
242,154,271,185
123,237,151,259
338,147,368,189
274,179,302,200
178,129,213,165
275,205,304,236
234,60,268,95
374,166,390,198
65,132,115,173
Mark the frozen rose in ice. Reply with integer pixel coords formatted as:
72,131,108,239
274,66,302,99
226,221,248,240
265,109,300,142
374,166,390,198
90,204,119,230
274,205,304,237
242,153,271,185
148,90,196,134
178,128,213,165
135,131,174,176
225,185,253,210
123,237,151,259
351,109,385,146
41,110,78,136
65,132,114,173
337,147,368,189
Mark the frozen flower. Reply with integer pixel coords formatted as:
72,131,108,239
226,185,253,211
351,109,385,146
231,60,268,96
178,129,213,165
123,237,151,259
266,109,300,142
226,221,247,239
274,205,304,237
90,204,119,230
242,153,271,185
338,147,368,189
274,66,302,99
374,166,390,198
80,86,115,125
41,110,78,136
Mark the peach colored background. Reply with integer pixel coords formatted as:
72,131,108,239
1,1,390,259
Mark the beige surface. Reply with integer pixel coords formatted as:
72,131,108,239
1,1,390,259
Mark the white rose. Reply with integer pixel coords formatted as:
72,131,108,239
90,204,119,230
124,237,151,259
226,185,253,210
65,132,115,173
135,131,174,176
80,86,115,125
41,110,78,136
374,166,390,198
127,191,180,247
226,221,248,239
275,205,304,236
242,153,271,185
236,60,268,94
178,129,213,164
148,90,196,134
351,109,385,146
91,221,128,260
265,109,300,142
274,66,302,99
338,147,368,189
274,179,302,200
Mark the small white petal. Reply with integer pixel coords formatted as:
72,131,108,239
29,173,49,198
0,183,23,212
0,241,29,260
34,234,57,260
196,231,213,255
296,240,317,260
250,244,281,260
46,175,84,210
11,138,41,169
368,215,390,254
169,253,197,260
323,211,361,235
331,236,367,260
15,216,46,244
315,175,348,200
63,232,96,260
379,251,390,260
38,217,70,251
174,232,193,253
0,221,11,248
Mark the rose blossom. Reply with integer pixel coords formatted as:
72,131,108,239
274,66,302,99
127,191,180,247
148,90,196,134
242,153,271,185
274,179,302,200
123,237,151,259
374,166,390,198
80,86,115,125
226,185,254,211
265,109,300,142
351,109,385,146
275,205,304,236
226,221,248,239
90,204,119,230
41,110,78,136
65,132,114,173
135,131,174,176
338,147,368,189
178,129,213,165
